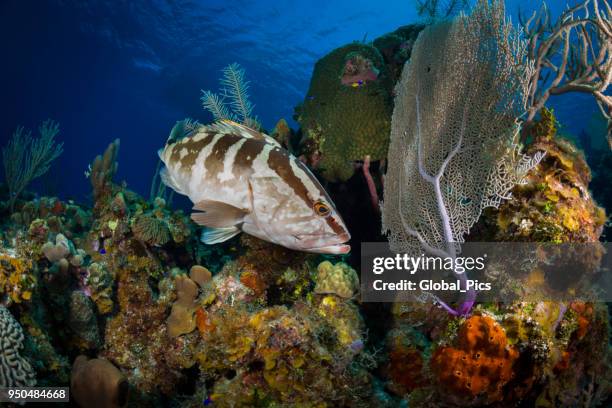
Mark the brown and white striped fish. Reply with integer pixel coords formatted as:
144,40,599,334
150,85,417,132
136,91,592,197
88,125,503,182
158,119,351,254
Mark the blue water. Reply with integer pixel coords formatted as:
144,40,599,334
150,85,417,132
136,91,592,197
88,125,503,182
0,0,599,202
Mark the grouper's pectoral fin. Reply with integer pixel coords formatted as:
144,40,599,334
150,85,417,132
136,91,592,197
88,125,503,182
200,226,241,244
193,200,247,245
191,199,248,228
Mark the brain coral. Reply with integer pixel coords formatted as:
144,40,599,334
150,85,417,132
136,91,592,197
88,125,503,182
430,315,518,404
0,306,36,387
295,43,393,181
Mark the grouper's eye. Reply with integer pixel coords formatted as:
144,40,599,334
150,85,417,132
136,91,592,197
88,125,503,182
313,200,331,217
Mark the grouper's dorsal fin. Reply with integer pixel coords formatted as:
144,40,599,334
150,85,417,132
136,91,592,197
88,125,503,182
209,119,281,148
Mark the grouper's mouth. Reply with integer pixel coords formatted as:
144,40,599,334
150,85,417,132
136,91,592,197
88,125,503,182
309,243,351,254
298,232,351,254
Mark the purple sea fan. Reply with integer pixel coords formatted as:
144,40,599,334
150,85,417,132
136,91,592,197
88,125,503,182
381,0,542,316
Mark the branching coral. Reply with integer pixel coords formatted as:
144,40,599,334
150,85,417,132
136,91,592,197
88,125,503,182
2,120,63,212
521,0,612,147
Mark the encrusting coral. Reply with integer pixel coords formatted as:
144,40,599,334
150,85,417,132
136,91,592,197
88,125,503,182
0,306,36,387
0,250,36,305
181,271,372,407
490,109,606,243
84,262,115,315
68,290,101,349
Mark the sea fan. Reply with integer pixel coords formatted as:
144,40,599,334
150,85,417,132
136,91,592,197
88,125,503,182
382,0,539,315
200,63,260,129
2,120,63,212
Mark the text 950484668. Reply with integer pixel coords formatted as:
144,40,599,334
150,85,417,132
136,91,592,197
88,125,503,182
0,387,69,403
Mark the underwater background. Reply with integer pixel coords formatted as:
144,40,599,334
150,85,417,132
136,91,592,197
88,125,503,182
0,0,606,202
0,0,611,407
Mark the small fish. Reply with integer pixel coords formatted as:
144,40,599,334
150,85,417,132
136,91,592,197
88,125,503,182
158,120,350,254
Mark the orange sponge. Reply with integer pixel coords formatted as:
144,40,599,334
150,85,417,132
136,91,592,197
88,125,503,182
430,315,518,403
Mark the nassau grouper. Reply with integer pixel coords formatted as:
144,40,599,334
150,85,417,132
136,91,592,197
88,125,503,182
158,119,351,254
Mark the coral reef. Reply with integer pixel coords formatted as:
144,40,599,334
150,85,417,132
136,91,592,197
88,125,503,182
102,257,184,395
0,3,610,407
183,271,372,407
295,43,393,181
84,262,115,315
0,250,36,305
490,110,606,243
